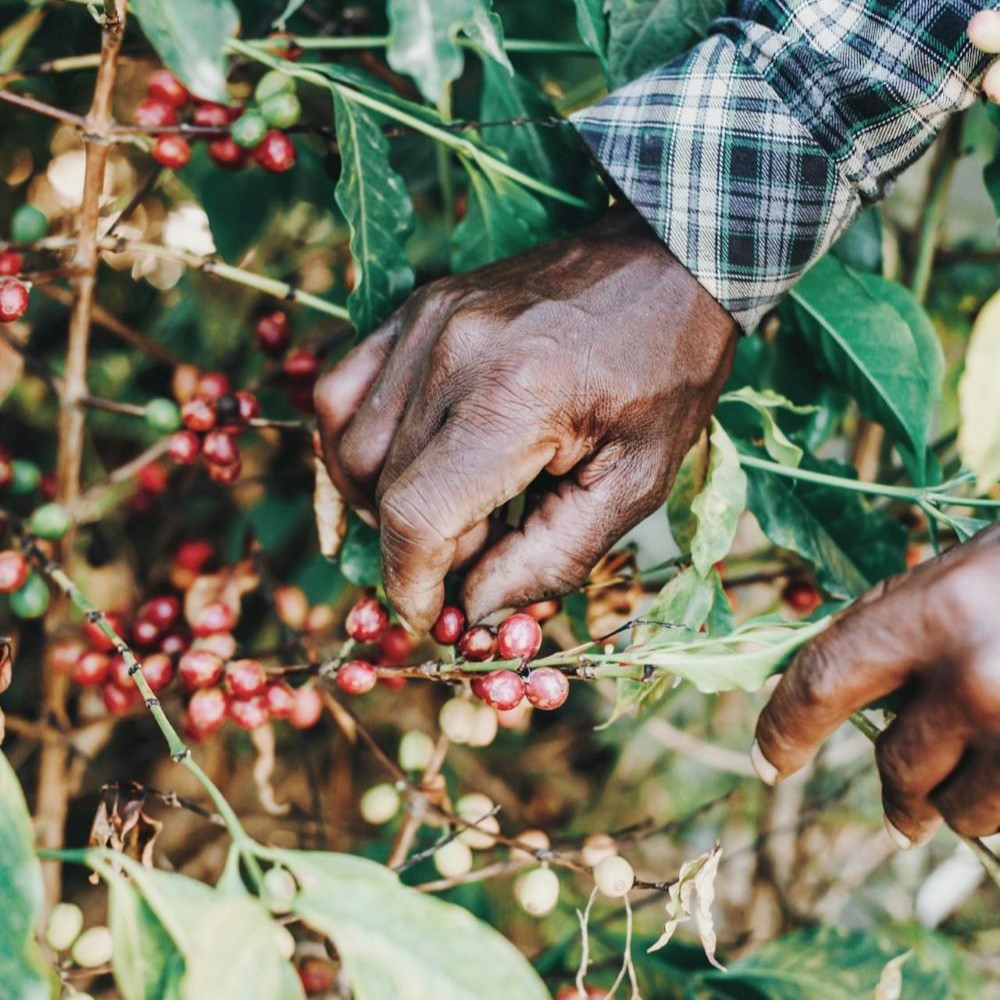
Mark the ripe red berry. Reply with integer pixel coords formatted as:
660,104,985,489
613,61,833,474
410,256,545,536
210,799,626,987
181,397,216,432
196,371,230,400
141,652,176,692
782,580,821,614
192,600,236,636
224,658,267,699
476,670,525,711
0,451,10,490
336,659,377,695
178,648,225,690
83,612,123,652
107,654,133,690
458,626,496,662
524,599,560,622
146,69,189,107
201,429,240,468
379,672,406,690
255,311,291,356
525,667,569,710
72,650,111,687
229,693,269,730
378,624,412,666
152,135,191,169
102,681,139,714
0,279,30,322
186,686,228,736
283,347,320,381
554,987,609,1000
138,595,181,631
131,617,161,648
0,550,29,593
496,613,543,661
431,605,466,645
346,596,389,643
195,631,236,660
207,459,241,484
48,637,86,675
290,683,323,728
193,102,239,127
174,539,213,572
253,130,297,172
158,629,190,658
0,250,23,276
133,97,177,129
235,390,260,423
208,137,249,170
298,957,335,995
168,430,200,465
137,461,169,495
264,682,295,719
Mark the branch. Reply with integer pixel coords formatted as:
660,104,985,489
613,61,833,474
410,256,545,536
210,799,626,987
0,88,84,127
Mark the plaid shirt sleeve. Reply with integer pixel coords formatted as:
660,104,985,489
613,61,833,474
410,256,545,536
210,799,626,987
571,1,997,332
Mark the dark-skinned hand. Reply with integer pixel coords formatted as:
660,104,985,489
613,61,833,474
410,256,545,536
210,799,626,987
315,203,737,631
754,523,1000,847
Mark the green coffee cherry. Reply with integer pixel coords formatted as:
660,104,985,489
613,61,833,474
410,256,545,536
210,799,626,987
272,923,295,961
71,925,113,968
262,866,297,914
144,397,182,433
11,204,48,243
260,92,301,130
29,502,71,540
255,70,296,104
360,783,400,825
231,110,269,149
44,901,84,951
8,459,41,495
398,729,435,771
10,573,49,619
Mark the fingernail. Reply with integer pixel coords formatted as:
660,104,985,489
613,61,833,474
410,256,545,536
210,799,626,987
750,740,780,786
356,509,378,529
395,615,420,637
884,816,912,851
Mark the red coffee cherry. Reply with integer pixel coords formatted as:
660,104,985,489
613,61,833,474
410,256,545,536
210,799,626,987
137,461,169,495
554,987,610,999
168,430,200,465
48,637,86,675
139,595,181,631
235,390,260,423
83,612,124,652
201,429,240,468
107,654,133,690
141,652,176,692
476,669,525,711
174,539,213,572
224,658,267,699
72,650,111,687
496,613,543,661
336,659,377,695
431,605,466,645
158,629,190,658
186,686,228,736
255,311,291,356
178,648,225,690
146,69,189,107
782,579,821,613
0,250,23,276
458,626,496,662
264,682,295,719
524,599,560,622
181,397,216,432
131,617,161,648
208,137,249,170
195,631,236,660
0,279,30,322
345,596,389,642
378,624,413,666
525,667,569,710
192,600,236,636
253,130,297,172
290,683,323,729
102,681,139,715
152,135,191,169
0,550,29,593
133,98,178,129
193,101,239,127
229,693,269,730
283,347,319,380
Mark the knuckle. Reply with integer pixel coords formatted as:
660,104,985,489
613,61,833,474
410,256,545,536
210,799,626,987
785,641,844,717
875,736,921,797
313,372,348,426
337,425,374,485
954,657,1000,726
379,484,441,547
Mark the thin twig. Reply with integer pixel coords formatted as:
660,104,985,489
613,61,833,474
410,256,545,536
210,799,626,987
0,87,85,126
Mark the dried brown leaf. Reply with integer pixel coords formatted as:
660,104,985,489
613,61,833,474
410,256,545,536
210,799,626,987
314,457,347,558
250,723,291,816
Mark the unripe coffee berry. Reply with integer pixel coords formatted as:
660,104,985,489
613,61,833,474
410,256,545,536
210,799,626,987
289,682,323,728
255,311,291,356
433,839,473,879
0,550,29,593
9,459,41,494
146,69,189,107
496,613,542,661
345,596,389,642
224,658,267,698
525,668,569,711
178,648,224,690
10,203,48,242
580,833,618,868
71,926,113,968
232,109,269,149
476,669,525,711
360,783,401,825
255,70,296,103
45,902,84,951
194,631,236,660
336,659,377,695
0,279,30,322
263,866,298,913
152,135,191,169
274,585,309,629
431,605,465,645
438,698,477,743
398,729,435,770
10,573,49,618
515,867,560,916
260,92,301,129
253,130,297,172
228,693,269,730
466,704,499,748
458,626,496,661
186,686,228,735
593,855,635,897
145,397,182,433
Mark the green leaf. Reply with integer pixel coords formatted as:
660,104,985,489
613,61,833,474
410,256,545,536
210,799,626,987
131,0,239,103
0,751,51,1000
272,0,307,30
573,0,608,70
667,441,707,552
386,0,510,104
332,90,415,337
959,291,1000,490
607,0,727,87
830,208,883,274
339,511,382,587
986,152,1000,220
279,850,549,1000
690,419,747,576
789,257,942,483
719,387,816,468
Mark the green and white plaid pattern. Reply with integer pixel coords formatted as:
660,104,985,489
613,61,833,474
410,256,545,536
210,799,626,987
572,1,997,331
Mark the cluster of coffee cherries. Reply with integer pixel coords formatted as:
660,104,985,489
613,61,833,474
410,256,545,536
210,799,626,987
139,68,298,174
0,251,30,325
254,310,321,414
43,901,112,982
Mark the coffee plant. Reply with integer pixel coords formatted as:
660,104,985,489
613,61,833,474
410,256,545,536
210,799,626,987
1,1,999,998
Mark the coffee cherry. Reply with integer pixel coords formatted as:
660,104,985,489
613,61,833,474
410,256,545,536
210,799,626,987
141,653,175,692
554,987,609,1000
178,648,224,690
186,686,228,735
8,459,41,495
255,70,296,103
476,670,525,711
303,603,335,634
10,203,47,242
0,279,30,322
181,397,216,432
0,450,10,490
193,101,239,127
264,681,295,719
102,681,139,714
593,855,635,897
360,783,400,825
202,429,240,467
196,371,230,400
207,459,241,484
72,650,110,686
147,69,189,107
274,585,309,629
83,612,123,652
263,866,298,913
345,596,389,642
456,793,499,849
466,704,499,748
232,109,269,149
260,92,301,129
398,729,435,771
510,829,551,862
283,346,319,380
287,383,316,414
168,430,200,465
0,250,23,275
158,629,190,658
131,617,161,648
144,397,182,433
515,867,559,916
152,135,191,169
253,130,297,172
229,693,269,730
134,97,177,129
137,462,169,496
782,579,821,614
458,626,496,661
431,605,466,645
255,311,291,356
524,599,560,621
208,137,249,169
439,698,477,743
525,668,569,711
336,659,377,695
192,600,236,636
0,550,29,593
378,623,412,665
289,682,323,728
10,573,49,618
174,539,213,579
139,595,180,631
45,901,84,951
434,839,473,879
224,658,267,698
235,391,260,423
71,925,113,968
48,638,86,675
299,957,336,996
497,613,542,661
581,833,618,868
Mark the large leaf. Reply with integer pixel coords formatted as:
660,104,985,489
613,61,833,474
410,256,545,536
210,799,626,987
386,0,510,104
0,752,51,1000
959,290,1000,490
573,0,609,71
332,90,415,337
719,387,815,468
690,419,747,576
607,0,727,87
131,0,239,103
789,257,942,482
279,850,549,1000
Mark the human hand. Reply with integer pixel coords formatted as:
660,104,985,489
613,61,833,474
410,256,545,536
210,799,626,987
969,9,1000,101
753,524,1000,847
315,203,737,631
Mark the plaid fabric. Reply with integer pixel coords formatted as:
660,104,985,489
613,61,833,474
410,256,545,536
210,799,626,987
572,1,998,331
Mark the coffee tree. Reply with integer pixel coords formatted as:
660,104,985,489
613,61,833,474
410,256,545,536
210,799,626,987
1,1,999,998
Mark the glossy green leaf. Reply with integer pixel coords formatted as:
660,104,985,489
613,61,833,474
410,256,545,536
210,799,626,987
573,0,608,70
131,0,239,103
279,850,549,1000
339,511,382,587
607,0,727,87
332,90,415,337
690,418,747,576
0,751,51,1000
719,387,816,467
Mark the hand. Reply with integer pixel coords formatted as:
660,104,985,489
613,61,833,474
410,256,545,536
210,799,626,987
315,203,737,631
970,9,1000,101
753,524,1000,847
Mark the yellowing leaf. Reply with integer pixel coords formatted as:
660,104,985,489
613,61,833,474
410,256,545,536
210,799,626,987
314,459,347,559
959,291,1000,490
690,419,747,576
